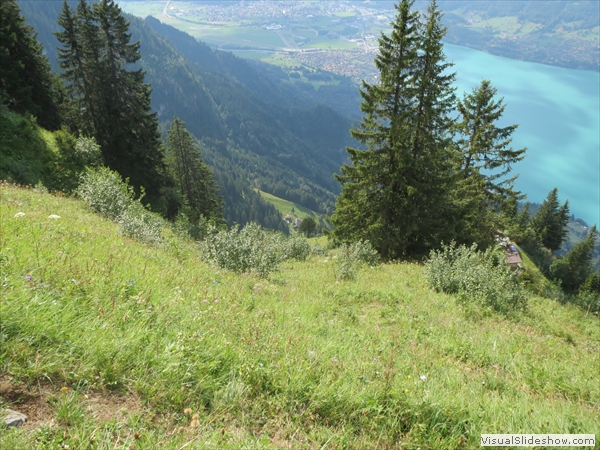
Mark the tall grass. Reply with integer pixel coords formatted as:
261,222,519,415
1,184,598,449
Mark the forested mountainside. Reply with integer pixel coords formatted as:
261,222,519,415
17,0,357,228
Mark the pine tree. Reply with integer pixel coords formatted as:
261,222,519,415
330,0,457,259
456,80,526,203
0,0,60,129
451,80,527,245
55,0,171,213
531,188,570,251
166,116,223,222
550,226,598,293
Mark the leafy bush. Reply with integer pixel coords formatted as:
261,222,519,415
77,167,164,243
77,167,136,221
280,234,311,261
198,222,310,277
425,243,529,313
335,240,380,281
119,203,164,244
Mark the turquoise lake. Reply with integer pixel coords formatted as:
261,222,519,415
444,43,599,226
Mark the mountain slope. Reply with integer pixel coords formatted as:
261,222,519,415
1,185,598,448
17,0,357,227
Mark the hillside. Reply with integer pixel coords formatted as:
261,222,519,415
1,185,598,449
254,189,332,235
16,0,357,228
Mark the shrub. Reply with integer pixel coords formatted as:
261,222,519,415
280,234,311,261
198,222,310,277
119,203,164,244
77,167,136,221
425,243,529,313
335,240,380,281
77,167,164,243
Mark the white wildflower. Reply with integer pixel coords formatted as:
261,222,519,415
420,375,427,381
48,214,61,219
14,212,26,218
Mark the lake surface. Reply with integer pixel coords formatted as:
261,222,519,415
444,43,599,226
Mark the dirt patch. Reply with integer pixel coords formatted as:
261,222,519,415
0,377,54,429
0,376,144,430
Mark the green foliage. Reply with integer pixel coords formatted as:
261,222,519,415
77,166,137,221
335,240,380,281
165,116,223,223
298,216,317,237
0,107,96,192
0,107,55,186
331,0,458,259
426,243,529,313
49,389,85,427
77,166,164,243
549,226,598,293
531,188,570,252
0,0,60,130
454,80,526,244
56,0,171,213
198,222,310,277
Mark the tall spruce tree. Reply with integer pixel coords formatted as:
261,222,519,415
452,80,527,245
531,188,570,251
55,0,171,212
456,80,526,202
330,0,457,259
166,116,223,223
0,0,60,129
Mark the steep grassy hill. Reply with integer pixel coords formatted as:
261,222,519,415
254,189,332,234
1,185,598,449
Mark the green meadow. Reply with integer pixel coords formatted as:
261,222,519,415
1,185,598,448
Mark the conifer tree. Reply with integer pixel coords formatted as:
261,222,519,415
452,80,527,245
330,0,457,259
166,116,223,222
531,188,570,251
550,226,598,292
55,0,171,212
456,80,526,203
0,0,60,129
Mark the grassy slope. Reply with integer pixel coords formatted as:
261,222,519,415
1,185,599,449
254,189,331,233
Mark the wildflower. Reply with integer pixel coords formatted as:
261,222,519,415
331,357,339,363
214,300,219,303
407,375,411,380
60,386,68,392
420,375,427,381
404,389,409,393
48,214,61,219
14,212,26,218
25,275,32,281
